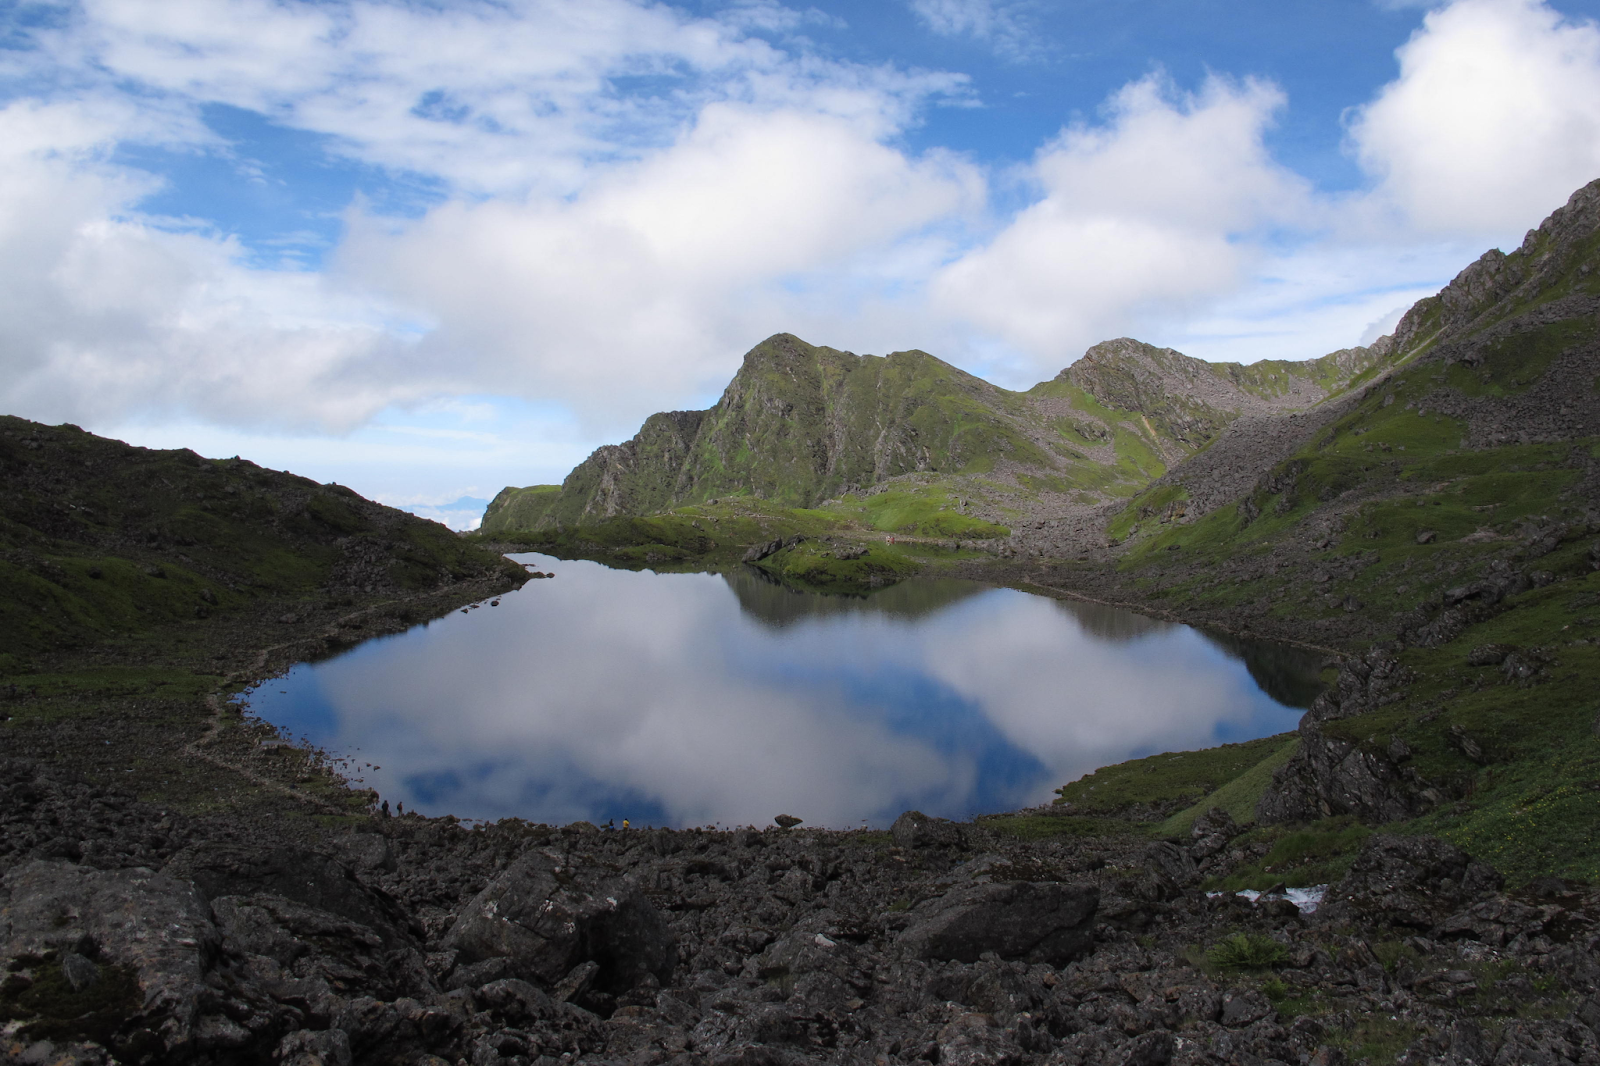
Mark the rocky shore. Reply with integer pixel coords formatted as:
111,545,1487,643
7,757,1600,1066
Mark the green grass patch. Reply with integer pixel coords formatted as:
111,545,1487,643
1157,737,1299,836
1054,734,1293,819
752,539,924,594
1205,933,1289,971
1211,817,1372,891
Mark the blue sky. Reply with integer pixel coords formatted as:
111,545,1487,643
3,0,1600,526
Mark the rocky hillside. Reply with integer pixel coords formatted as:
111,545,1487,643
999,176,1600,887
0,416,526,664
483,334,1391,537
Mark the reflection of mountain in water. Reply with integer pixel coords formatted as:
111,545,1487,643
1050,597,1175,643
1200,631,1327,709
723,567,988,627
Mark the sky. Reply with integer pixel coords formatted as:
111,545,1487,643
4,0,1600,528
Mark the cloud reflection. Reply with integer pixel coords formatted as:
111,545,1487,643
249,556,1306,827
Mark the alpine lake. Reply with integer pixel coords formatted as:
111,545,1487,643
242,553,1324,830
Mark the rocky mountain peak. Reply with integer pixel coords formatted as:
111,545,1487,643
1390,175,1600,357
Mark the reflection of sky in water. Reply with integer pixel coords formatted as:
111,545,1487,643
244,555,1312,829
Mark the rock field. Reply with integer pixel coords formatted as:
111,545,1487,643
7,760,1600,1066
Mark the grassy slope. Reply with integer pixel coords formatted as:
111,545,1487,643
0,415,526,814
1009,186,1600,886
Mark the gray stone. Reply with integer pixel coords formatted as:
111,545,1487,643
442,850,675,993
331,832,396,874
890,810,967,849
896,880,1098,965
1319,835,1503,929
1,860,219,1054
274,1027,352,1066
60,951,99,992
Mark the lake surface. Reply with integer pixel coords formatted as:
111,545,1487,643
243,554,1321,830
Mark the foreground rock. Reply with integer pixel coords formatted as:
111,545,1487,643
8,767,1600,1066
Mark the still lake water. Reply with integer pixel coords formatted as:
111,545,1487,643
243,553,1321,830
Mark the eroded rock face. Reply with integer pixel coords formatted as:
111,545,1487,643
1257,650,1430,825
441,850,676,994
1318,834,1504,930
896,881,1098,965
1,860,219,1057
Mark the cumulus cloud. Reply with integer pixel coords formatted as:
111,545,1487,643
339,102,982,420
929,74,1312,372
0,98,443,430
1350,0,1600,236
5,0,1600,448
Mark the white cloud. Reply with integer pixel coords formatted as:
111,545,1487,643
339,102,983,423
928,74,1312,374
908,0,1042,61
6,0,1600,466
1349,0,1600,236
0,98,446,431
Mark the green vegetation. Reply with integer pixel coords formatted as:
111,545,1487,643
0,953,143,1046
1053,734,1292,819
1205,933,1289,971
486,331,1387,543
823,484,1010,539
0,415,521,658
1156,737,1299,837
750,538,924,594
1211,818,1373,891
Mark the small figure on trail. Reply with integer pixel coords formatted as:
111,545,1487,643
622,818,630,829
605,819,615,830
381,800,390,818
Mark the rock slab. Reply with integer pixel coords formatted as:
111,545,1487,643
896,880,1098,965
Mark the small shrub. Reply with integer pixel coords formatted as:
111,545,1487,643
1206,933,1289,971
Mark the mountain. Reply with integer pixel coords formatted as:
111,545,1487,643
483,332,1391,537
1019,176,1600,884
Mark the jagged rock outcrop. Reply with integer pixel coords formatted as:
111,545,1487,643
1256,649,1432,825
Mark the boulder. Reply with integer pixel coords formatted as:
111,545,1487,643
1,860,219,1058
1318,835,1503,929
162,842,414,948
330,833,396,874
890,810,969,850
441,850,675,994
1141,842,1199,891
896,881,1098,965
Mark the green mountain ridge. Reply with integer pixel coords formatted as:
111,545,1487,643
483,332,1394,538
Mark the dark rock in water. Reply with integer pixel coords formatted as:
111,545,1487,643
773,814,803,829
890,809,970,849
442,850,676,993
1318,834,1503,929
896,880,1098,964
